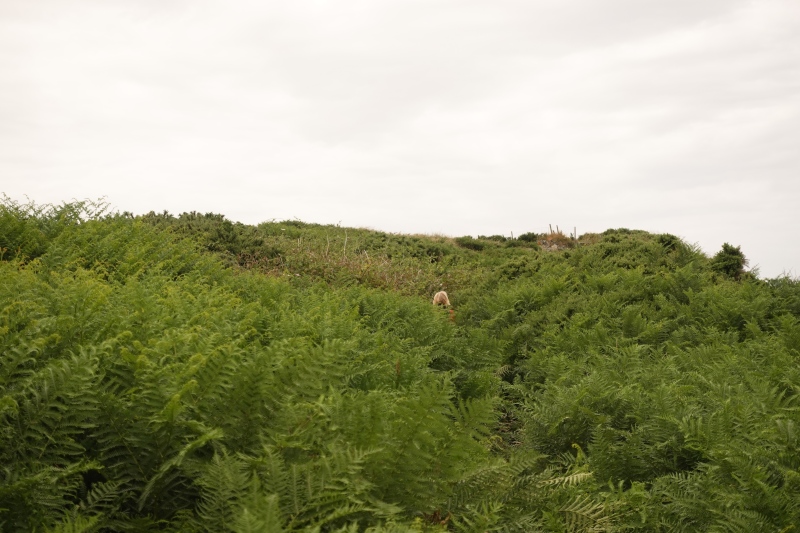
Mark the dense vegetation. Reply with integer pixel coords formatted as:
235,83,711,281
2,196,799,532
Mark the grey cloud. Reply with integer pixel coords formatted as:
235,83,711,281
1,0,799,277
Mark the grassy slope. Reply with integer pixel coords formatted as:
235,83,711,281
2,198,800,532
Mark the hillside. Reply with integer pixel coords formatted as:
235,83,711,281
1,197,800,532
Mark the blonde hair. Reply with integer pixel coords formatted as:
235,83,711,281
432,291,450,307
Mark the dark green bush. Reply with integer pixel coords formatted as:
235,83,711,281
478,235,507,242
455,236,485,251
710,242,748,280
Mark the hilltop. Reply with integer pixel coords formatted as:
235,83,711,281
1,197,799,532
134,208,754,293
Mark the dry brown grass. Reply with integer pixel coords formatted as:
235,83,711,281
539,231,575,249
236,245,474,297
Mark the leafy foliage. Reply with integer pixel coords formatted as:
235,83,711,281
1,196,797,531
711,242,750,280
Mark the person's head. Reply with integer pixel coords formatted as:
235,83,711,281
432,291,450,307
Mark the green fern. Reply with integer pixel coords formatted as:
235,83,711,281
558,495,610,532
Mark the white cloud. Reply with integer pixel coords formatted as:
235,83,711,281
1,0,799,276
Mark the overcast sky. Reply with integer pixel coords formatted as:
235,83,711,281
2,1,798,277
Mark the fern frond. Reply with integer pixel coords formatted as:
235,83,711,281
232,493,284,533
193,451,251,532
538,471,593,488
138,427,224,511
44,512,101,533
558,495,610,532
